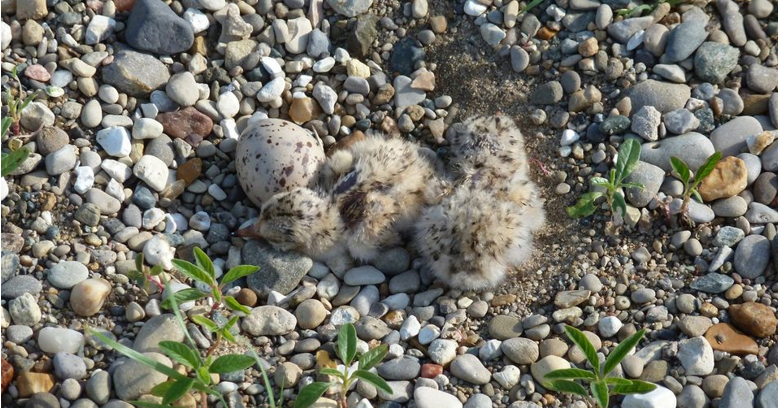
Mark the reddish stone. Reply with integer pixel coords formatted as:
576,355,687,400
421,364,443,378
156,107,213,147
1,358,13,393
176,158,203,186
729,302,778,338
114,0,137,11
24,65,51,82
705,323,760,356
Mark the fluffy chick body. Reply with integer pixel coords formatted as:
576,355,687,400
255,136,449,273
414,115,545,289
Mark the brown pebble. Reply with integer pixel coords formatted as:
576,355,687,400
729,302,778,338
705,323,759,356
236,288,258,307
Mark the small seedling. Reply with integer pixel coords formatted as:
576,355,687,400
566,138,644,219
295,323,391,408
670,152,722,214
90,276,257,408
4,66,36,136
544,325,656,408
126,253,165,296
162,247,258,315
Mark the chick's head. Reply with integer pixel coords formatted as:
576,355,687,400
257,187,332,251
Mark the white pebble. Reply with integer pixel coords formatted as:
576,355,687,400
73,166,95,194
560,129,580,146
96,127,132,157
184,8,210,33
208,184,227,201
464,0,487,16
217,92,240,118
261,57,284,78
313,57,335,73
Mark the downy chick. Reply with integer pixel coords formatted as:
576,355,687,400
414,115,545,289
242,136,450,273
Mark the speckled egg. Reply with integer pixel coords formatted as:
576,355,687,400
236,119,325,207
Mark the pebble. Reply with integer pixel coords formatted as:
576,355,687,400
501,337,540,364
132,314,185,353
38,328,84,354
415,387,463,408
344,266,385,285
678,337,715,376
133,155,169,192
242,306,297,336
48,261,89,289
70,278,111,317
734,235,770,278
113,352,172,400
53,353,87,380
622,386,677,408
450,354,491,385
720,377,753,408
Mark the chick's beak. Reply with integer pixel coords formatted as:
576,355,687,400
235,222,262,239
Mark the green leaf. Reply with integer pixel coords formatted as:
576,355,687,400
518,0,546,14
208,354,255,373
20,92,35,111
612,192,627,216
337,323,357,366
611,379,657,394
221,265,259,286
193,247,215,280
1,147,30,177
135,253,144,274
247,347,279,408
158,341,200,369
220,328,236,343
294,382,331,408
544,368,597,380
161,288,207,310
224,296,251,314
566,192,604,218
670,157,691,184
197,366,211,385
614,138,641,184
620,182,645,190
150,264,164,276
171,259,215,287
544,380,589,397
352,370,392,394
692,190,703,203
564,326,600,375
591,380,609,408
359,344,389,370
603,377,632,385
1,117,11,137
694,151,722,185
88,329,214,395
151,381,174,397
319,368,344,378
162,378,194,405
225,315,239,331
190,315,219,332
589,177,610,186
603,329,645,376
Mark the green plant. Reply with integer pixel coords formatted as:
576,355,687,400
162,247,258,351
519,0,546,15
615,0,685,17
90,276,256,408
566,138,644,219
4,66,36,136
2,66,34,177
670,152,722,214
295,323,391,408
544,325,656,408
127,253,165,295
